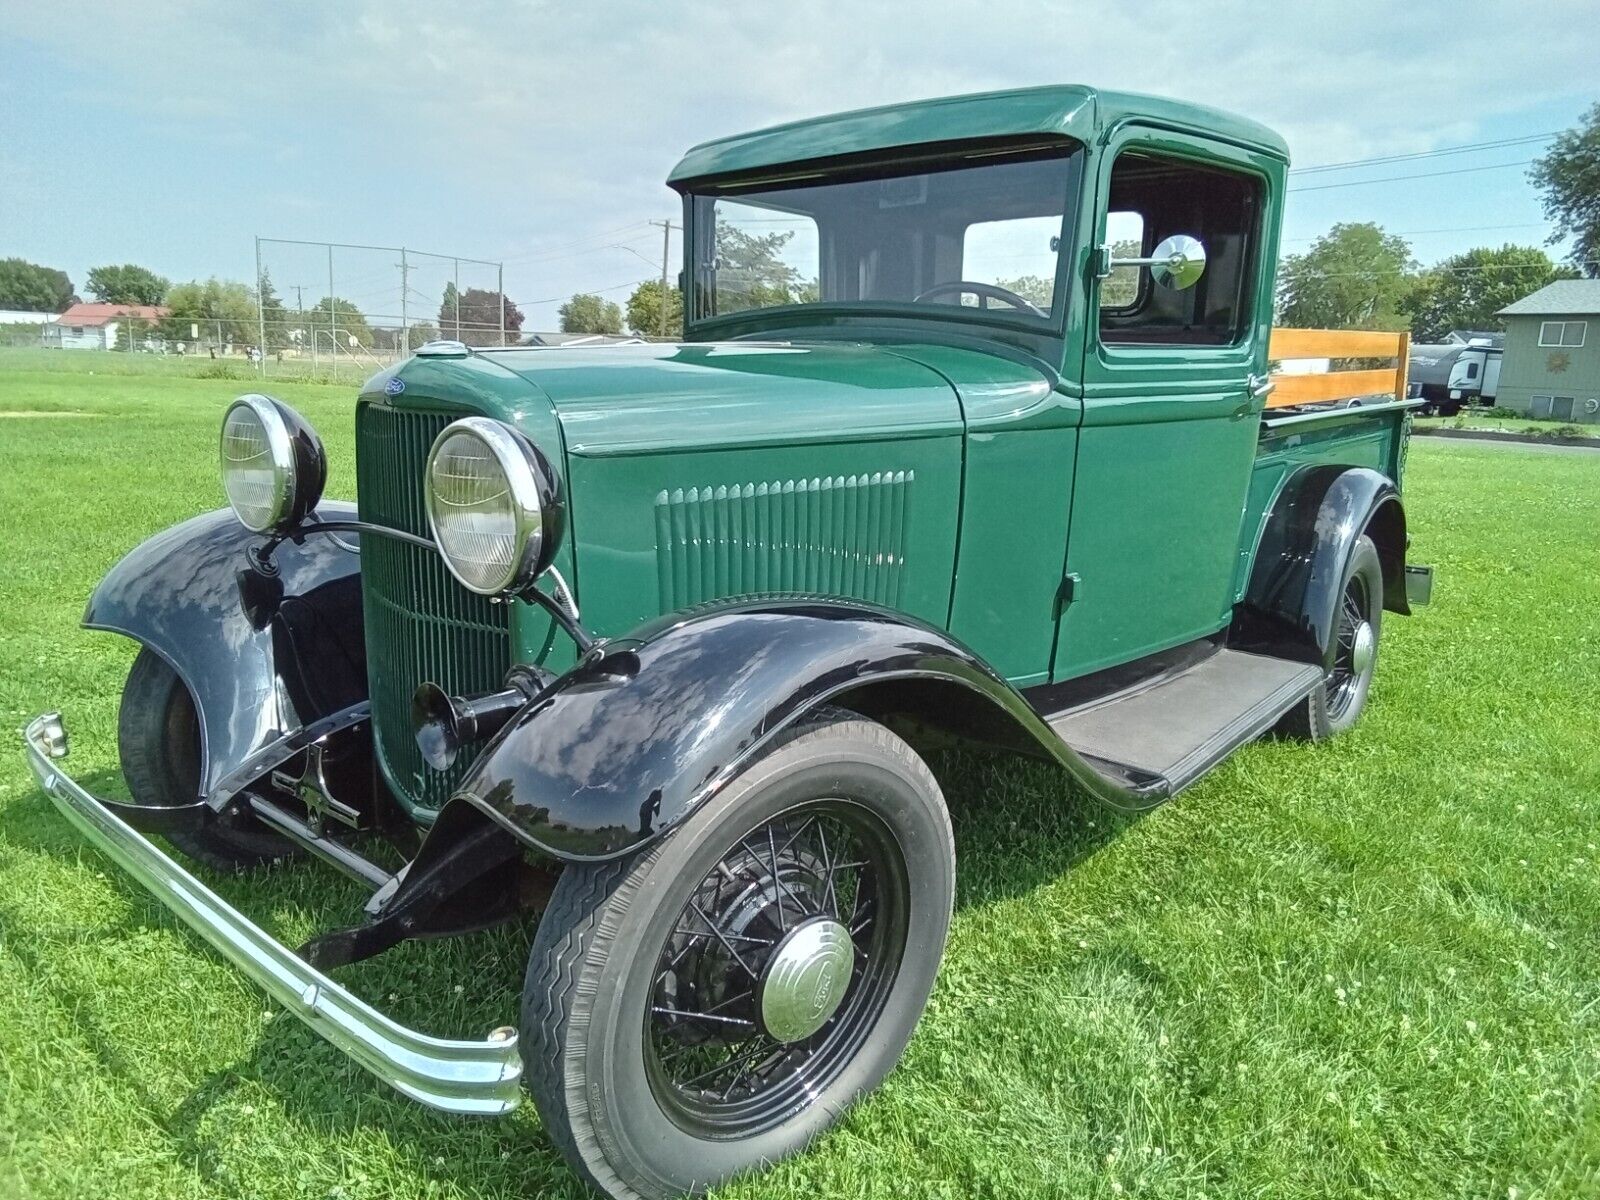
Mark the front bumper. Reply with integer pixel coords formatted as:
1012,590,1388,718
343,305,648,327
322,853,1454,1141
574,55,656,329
22,712,523,1116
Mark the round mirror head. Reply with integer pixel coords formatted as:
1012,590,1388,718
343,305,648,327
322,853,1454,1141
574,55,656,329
1149,234,1207,290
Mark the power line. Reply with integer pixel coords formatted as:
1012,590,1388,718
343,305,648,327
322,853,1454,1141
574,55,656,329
1287,159,1536,194
519,276,657,306
1290,132,1557,175
499,222,658,265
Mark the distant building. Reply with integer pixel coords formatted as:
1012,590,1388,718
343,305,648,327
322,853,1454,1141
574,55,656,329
1495,280,1600,424
0,309,57,325
42,302,169,351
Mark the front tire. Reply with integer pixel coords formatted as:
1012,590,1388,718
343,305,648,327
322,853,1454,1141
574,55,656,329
522,711,954,1200
1278,534,1383,740
117,648,296,871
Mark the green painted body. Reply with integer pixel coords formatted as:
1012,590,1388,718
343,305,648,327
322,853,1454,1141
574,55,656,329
355,85,1410,817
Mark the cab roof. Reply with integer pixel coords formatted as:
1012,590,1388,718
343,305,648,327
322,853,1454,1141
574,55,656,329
667,84,1290,186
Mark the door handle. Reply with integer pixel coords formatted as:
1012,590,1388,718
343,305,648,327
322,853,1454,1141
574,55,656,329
1248,372,1275,400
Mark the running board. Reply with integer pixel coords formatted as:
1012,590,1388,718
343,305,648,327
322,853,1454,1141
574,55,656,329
1043,649,1324,797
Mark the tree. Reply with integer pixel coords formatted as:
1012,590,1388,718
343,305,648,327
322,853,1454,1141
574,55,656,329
1529,102,1600,277
85,263,169,306
1399,245,1577,341
715,225,804,312
625,279,683,337
302,296,374,349
1276,223,1416,330
256,269,290,349
559,292,624,334
161,278,258,346
438,284,524,345
0,258,77,311
995,275,1056,309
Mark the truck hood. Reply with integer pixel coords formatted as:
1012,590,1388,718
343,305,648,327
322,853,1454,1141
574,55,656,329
480,342,964,456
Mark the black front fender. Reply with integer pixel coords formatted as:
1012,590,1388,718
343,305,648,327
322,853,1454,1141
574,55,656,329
1231,466,1409,667
450,599,1167,863
84,503,367,804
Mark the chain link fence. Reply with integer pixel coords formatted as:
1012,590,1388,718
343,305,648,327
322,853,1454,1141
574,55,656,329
249,237,510,383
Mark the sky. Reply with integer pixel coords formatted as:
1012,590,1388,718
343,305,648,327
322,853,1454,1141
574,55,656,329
2,0,1594,330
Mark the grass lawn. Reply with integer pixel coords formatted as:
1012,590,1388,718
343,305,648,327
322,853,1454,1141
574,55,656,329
2,350,1598,1199
1414,410,1598,440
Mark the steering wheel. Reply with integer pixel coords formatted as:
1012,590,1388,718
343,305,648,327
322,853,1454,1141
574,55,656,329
912,280,1046,318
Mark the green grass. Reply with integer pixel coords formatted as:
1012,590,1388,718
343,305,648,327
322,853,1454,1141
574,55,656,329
0,344,401,388
2,351,1598,1199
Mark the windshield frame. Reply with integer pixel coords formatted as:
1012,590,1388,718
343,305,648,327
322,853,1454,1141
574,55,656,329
678,136,1086,354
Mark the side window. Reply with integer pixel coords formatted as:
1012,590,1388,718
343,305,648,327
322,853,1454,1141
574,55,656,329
1098,151,1262,347
710,198,820,314
962,215,1064,311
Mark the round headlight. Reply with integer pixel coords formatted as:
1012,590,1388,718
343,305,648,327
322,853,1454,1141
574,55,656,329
219,395,326,534
424,417,564,596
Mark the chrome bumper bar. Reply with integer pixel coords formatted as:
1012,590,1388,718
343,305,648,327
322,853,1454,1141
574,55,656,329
22,712,523,1116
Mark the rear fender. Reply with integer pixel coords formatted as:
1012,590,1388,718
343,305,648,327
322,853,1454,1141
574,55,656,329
1231,466,1408,666
447,598,1169,864
84,503,367,806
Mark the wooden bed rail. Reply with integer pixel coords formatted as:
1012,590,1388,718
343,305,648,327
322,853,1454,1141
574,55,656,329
1265,328,1410,409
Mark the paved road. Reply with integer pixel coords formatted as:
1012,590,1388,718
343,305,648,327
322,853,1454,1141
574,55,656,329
1414,434,1599,456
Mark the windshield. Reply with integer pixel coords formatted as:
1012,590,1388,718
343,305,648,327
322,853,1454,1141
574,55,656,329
687,143,1081,329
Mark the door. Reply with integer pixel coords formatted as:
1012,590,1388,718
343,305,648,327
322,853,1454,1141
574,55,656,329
1052,128,1281,680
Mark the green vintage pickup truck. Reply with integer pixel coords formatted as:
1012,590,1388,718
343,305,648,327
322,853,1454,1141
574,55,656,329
26,85,1432,1198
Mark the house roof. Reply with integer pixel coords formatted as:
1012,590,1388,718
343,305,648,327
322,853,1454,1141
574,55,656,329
667,84,1289,185
1497,279,1600,317
55,302,169,327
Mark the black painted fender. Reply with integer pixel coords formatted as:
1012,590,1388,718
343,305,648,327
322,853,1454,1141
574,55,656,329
448,598,1169,864
84,502,367,806
1231,466,1409,668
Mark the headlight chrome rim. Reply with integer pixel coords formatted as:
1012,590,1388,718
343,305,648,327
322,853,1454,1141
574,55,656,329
424,417,560,597
221,394,298,534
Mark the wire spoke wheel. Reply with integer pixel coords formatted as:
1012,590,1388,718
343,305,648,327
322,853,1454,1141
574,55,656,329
1326,572,1373,721
522,712,953,1198
643,801,908,1137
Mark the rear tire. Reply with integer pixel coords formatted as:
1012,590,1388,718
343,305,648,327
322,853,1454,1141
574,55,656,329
521,710,954,1200
1278,535,1383,741
118,648,295,872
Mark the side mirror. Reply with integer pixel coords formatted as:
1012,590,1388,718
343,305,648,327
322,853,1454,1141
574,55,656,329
1106,234,1207,291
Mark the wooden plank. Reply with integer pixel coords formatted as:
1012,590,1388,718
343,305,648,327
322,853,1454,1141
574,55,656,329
1269,327,1407,360
1394,330,1410,401
1265,368,1398,408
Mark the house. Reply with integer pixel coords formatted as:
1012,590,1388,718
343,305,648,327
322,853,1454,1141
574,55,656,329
42,302,169,351
1495,280,1600,424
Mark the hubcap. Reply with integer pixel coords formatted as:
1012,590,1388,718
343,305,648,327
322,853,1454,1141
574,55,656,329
1349,620,1375,679
759,917,855,1043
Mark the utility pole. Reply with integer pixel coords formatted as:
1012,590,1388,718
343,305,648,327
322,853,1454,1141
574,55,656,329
397,247,410,355
328,244,337,376
497,262,506,346
254,235,266,374
651,220,677,338
291,286,314,372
